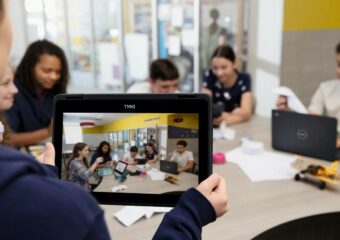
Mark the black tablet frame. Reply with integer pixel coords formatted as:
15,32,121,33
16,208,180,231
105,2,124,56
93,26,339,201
53,94,212,206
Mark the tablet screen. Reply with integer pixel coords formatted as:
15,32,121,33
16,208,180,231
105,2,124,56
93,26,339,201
61,112,199,194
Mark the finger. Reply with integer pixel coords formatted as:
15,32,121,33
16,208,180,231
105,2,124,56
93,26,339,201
213,176,227,194
43,142,55,165
201,173,221,191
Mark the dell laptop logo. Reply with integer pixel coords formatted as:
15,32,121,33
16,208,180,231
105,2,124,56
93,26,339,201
124,104,135,109
297,129,308,140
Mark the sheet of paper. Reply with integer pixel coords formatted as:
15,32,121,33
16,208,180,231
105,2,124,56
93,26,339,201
158,4,171,21
168,35,181,56
147,169,165,181
114,206,173,226
171,6,183,27
213,128,223,139
114,206,147,227
273,86,308,114
226,147,295,182
220,123,236,140
181,29,195,47
124,33,149,80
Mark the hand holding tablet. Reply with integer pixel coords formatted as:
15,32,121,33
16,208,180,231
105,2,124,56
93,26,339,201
53,94,212,206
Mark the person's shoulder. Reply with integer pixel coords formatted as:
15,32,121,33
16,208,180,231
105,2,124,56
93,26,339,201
127,82,151,93
319,79,339,89
238,72,251,81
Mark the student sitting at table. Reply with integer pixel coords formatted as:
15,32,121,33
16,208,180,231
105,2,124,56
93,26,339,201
127,59,180,93
170,140,194,173
145,143,158,164
201,45,253,127
90,141,114,168
5,39,69,148
277,42,340,148
122,146,139,164
67,142,103,192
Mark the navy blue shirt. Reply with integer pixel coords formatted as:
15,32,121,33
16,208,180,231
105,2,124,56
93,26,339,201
0,145,110,240
203,69,251,112
90,151,112,165
5,79,55,132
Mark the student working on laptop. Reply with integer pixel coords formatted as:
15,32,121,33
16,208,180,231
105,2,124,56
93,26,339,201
277,42,340,148
121,146,139,164
170,140,195,173
127,59,180,93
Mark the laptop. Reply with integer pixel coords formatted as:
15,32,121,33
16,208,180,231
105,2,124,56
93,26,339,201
160,160,179,175
134,158,147,165
272,110,339,161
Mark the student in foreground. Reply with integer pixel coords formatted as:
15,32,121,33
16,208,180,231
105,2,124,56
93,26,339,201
127,59,180,93
276,42,340,148
0,1,228,239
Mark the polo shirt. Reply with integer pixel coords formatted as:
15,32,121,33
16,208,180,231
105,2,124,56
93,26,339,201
5,79,55,133
308,79,340,133
203,69,251,112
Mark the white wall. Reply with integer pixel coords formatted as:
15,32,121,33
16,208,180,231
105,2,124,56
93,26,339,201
248,0,284,117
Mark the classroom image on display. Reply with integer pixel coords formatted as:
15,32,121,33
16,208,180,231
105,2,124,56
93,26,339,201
61,112,199,194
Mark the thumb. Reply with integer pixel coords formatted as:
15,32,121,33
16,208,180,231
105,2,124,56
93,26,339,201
197,173,221,196
43,142,55,166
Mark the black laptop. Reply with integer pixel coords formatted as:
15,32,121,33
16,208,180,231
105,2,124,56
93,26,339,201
272,110,339,161
160,160,179,175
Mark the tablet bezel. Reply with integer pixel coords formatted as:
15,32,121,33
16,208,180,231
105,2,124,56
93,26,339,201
114,160,128,175
53,94,212,206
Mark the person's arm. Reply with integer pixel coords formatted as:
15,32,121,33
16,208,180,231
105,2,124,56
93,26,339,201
9,128,51,148
201,87,212,96
153,174,228,240
308,85,324,115
337,137,340,149
148,154,158,164
222,92,253,125
178,160,194,173
74,157,103,180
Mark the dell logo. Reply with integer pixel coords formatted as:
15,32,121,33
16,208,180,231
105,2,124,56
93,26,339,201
297,129,308,140
124,104,135,109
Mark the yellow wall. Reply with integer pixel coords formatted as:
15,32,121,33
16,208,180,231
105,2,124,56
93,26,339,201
283,0,340,31
167,114,199,130
82,113,198,134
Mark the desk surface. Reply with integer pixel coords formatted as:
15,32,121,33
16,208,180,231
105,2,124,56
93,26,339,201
94,163,197,194
101,116,340,240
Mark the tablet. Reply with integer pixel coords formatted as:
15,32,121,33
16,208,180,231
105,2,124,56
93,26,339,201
114,161,128,175
53,94,212,206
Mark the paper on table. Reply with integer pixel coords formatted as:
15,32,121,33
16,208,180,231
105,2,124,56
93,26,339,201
114,206,172,226
273,86,308,114
114,206,147,227
147,169,165,180
226,147,295,182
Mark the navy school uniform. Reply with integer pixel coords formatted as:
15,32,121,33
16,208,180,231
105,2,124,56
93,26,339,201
5,79,55,132
203,69,251,112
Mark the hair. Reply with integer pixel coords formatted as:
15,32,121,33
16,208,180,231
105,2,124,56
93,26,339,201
210,9,219,19
336,42,340,54
130,146,138,152
0,113,11,146
96,141,111,156
15,39,69,95
211,45,236,63
176,140,187,147
146,143,154,148
67,143,89,171
150,59,179,81
0,0,3,17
